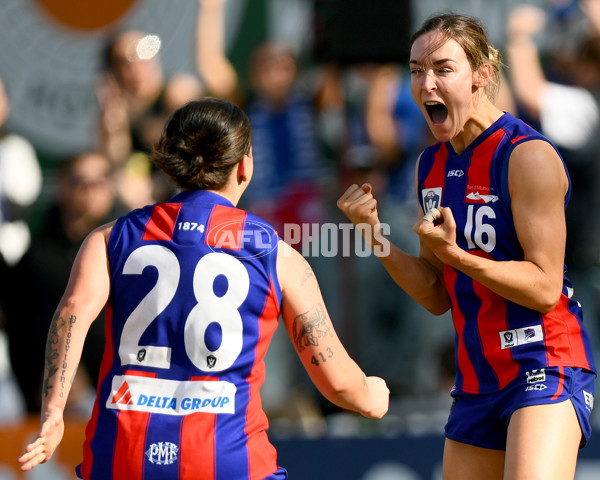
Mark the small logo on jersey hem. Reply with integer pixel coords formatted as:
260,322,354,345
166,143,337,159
500,325,543,349
146,442,178,465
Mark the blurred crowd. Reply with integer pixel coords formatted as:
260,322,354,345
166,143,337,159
1,0,600,438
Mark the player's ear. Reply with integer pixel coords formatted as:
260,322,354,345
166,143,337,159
473,63,492,89
236,151,253,184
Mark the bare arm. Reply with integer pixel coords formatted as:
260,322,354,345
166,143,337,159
414,140,567,313
18,223,114,471
337,181,450,315
505,5,548,120
277,241,389,418
196,0,238,100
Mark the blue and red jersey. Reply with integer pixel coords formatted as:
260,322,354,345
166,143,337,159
77,190,284,480
417,112,596,395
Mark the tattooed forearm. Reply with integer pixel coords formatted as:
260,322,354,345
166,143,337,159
43,312,65,397
43,312,77,398
59,315,77,398
292,303,331,352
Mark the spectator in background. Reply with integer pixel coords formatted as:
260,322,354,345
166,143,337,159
0,75,40,424
97,0,237,207
506,3,600,270
345,64,451,397
239,42,329,236
505,4,600,360
2,152,125,414
0,77,42,268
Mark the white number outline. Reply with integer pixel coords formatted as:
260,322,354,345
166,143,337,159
118,246,250,372
464,205,496,253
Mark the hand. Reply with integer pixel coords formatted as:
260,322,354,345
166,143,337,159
362,376,390,419
17,411,65,472
507,4,546,39
413,206,459,264
337,183,380,228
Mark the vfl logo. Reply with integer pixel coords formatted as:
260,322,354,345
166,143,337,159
207,355,217,368
500,325,543,350
422,188,442,212
137,349,147,362
447,170,464,177
146,442,179,465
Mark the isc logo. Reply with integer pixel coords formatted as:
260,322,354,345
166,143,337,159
146,442,179,465
447,170,464,177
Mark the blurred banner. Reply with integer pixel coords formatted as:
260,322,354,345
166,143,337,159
0,0,250,157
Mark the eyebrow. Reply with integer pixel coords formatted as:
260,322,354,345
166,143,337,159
411,56,456,65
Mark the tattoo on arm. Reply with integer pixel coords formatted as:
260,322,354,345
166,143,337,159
43,312,77,398
292,303,331,352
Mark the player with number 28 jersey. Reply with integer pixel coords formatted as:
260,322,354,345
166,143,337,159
19,98,389,479
78,189,284,479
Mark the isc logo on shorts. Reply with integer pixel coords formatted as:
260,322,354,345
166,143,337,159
525,369,547,391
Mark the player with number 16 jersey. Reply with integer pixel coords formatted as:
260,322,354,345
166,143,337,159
417,112,596,395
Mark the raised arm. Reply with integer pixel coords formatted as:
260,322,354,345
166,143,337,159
337,182,450,315
505,5,549,120
17,223,114,471
276,241,389,419
196,0,238,100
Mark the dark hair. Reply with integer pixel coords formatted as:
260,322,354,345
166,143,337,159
152,98,252,190
410,12,503,99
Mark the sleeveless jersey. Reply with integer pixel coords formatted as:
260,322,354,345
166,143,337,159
416,112,596,395
77,190,284,480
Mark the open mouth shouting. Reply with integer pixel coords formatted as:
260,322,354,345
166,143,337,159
425,101,448,125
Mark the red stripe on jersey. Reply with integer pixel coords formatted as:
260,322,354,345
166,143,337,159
81,303,115,479
205,205,248,251
511,134,530,144
470,251,520,389
551,366,565,400
445,266,479,394
112,410,151,480
123,369,157,378
543,295,592,369
423,142,448,189
246,279,281,480
112,370,156,479
142,202,182,241
179,411,216,480
465,129,504,201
